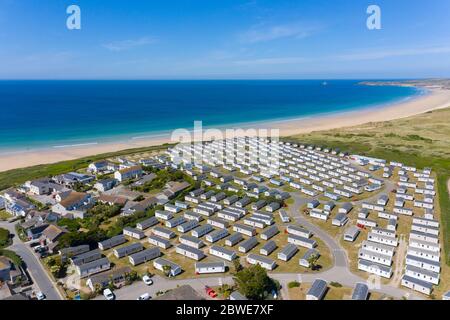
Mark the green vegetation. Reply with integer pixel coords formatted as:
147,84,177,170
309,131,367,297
132,169,186,193
44,255,69,278
233,264,280,300
0,249,23,266
287,281,301,289
330,281,343,288
0,228,11,248
0,210,12,221
287,107,450,265
0,143,174,191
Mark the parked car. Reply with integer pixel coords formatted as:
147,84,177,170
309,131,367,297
103,288,115,300
36,292,46,300
142,275,153,286
137,293,151,300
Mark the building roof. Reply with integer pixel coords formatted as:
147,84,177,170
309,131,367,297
59,191,88,208
119,165,142,174
88,266,132,286
307,279,328,298
42,224,67,242
352,283,369,300
98,194,128,206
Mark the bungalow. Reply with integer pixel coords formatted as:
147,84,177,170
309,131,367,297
136,217,159,231
153,258,182,277
86,266,132,292
277,244,298,262
129,247,160,266
195,262,226,275
209,245,237,261
306,279,327,300
299,249,320,268
148,234,172,249
123,227,145,240
41,224,67,250
114,166,143,182
98,235,127,251
113,243,143,259
152,226,176,239
238,237,258,253
179,235,205,249
260,240,277,256
224,233,243,247
246,254,277,271
76,257,111,278
93,179,117,192
98,194,128,207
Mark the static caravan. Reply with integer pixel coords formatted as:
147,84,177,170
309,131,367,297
387,219,397,231
179,234,205,249
164,203,181,213
343,226,360,242
136,217,159,231
372,227,395,238
306,279,327,300
367,232,398,247
339,203,353,214
357,218,377,228
184,211,204,222
76,257,111,278
405,265,440,285
332,212,348,227
405,254,440,273
113,243,143,259
191,224,214,238
129,247,160,266
393,206,413,216
310,209,329,221
401,275,432,296
153,258,182,277
207,217,229,229
246,254,277,271
155,210,174,221
409,230,439,244
209,245,237,261
98,235,127,251
165,216,186,228
279,210,290,223
286,225,312,238
71,249,103,266
409,239,440,253
412,217,439,228
148,234,172,249
152,226,176,239
205,229,229,243
243,217,265,229
177,220,199,233
277,243,298,262
358,249,392,267
351,283,369,300
175,244,206,261
195,262,226,274
361,240,395,257
224,233,243,247
233,223,257,237
407,247,440,262
357,259,392,279
299,249,320,268
378,211,399,220
288,234,317,249
123,227,145,240
260,225,279,240
411,224,439,236
260,240,277,256
238,237,258,253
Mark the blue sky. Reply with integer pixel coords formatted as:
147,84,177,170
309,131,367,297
1,0,450,79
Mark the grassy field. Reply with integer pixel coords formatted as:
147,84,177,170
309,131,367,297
286,107,450,266
0,143,175,191
0,210,11,221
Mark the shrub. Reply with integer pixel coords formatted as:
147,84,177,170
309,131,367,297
288,281,300,289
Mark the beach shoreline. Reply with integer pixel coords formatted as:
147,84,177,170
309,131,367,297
1,86,449,173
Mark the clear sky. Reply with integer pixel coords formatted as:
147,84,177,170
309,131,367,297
1,0,450,79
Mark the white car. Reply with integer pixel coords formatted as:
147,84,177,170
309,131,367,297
103,288,115,300
137,293,151,300
36,292,46,300
142,275,153,285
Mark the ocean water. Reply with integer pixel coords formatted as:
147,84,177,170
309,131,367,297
0,80,421,151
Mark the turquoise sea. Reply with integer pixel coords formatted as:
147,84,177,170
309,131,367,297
0,80,422,152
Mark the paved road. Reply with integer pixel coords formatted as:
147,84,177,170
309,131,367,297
0,221,62,300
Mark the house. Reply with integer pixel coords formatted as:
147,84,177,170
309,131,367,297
176,244,206,261
277,244,298,262
332,212,349,227
209,245,237,261
195,262,226,274
246,254,277,271
129,247,161,266
4,197,35,217
299,249,320,268
343,226,360,242
352,283,369,300
148,234,172,249
260,240,277,256
123,227,145,240
114,166,143,182
98,234,127,251
86,266,132,292
94,179,117,192
41,224,67,250
113,243,143,259
153,258,182,277
306,279,327,300
27,179,52,195
76,257,111,278
26,224,49,240
88,161,116,173
51,191,94,218
98,194,128,207
238,237,258,253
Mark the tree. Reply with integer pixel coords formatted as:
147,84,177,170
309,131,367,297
233,264,277,300
162,265,172,277
232,259,243,273
307,254,319,271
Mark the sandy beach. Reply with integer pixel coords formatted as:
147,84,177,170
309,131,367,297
1,87,450,172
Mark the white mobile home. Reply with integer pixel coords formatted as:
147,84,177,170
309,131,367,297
175,244,206,261
238,237,258,253
260,240,277,256
288,234,317,249
401,275,432,296
123,227,145,240
246,254,277,271
357,259,392,279
299,249,320,268
277,243,298,262
209,245,237,261
205,229,229,243
195,262,226,274
152,226,176,239
148,234,172,249
153,258,182,277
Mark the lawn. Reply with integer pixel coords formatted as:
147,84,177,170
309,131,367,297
0,210,11,221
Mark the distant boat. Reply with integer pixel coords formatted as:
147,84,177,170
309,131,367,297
322,81,328,86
